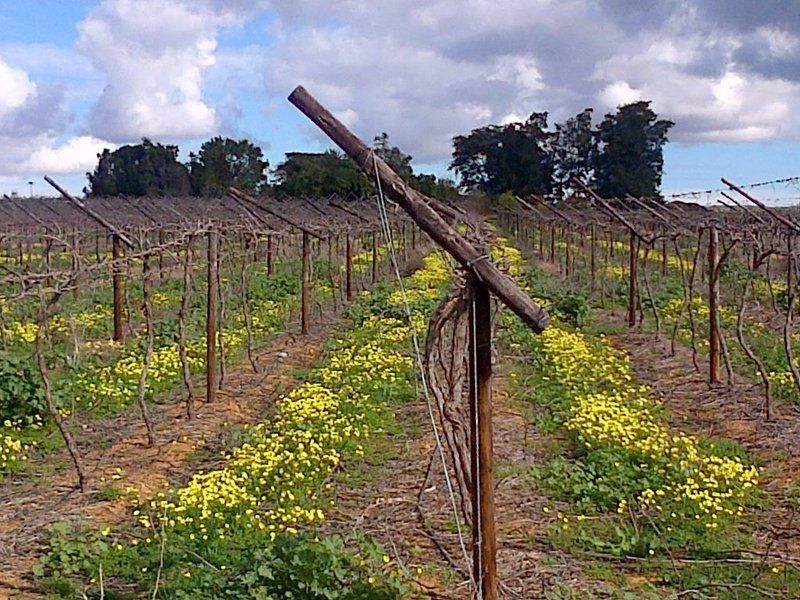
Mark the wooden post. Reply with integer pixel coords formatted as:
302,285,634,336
627,230,638,328
371,230,378,283
708,224,720,384
590,223,596,292
71,233,80,297
206,228,218,403
564,228,571,278
112,234,124,342
288,86,548,332
44,239,52,288
345,231,353,301
158,230,165,281
538,222,544,257
266,233,274,275
469,279,496,600
549,225,555,263
302,231,310,334
788,234,794,296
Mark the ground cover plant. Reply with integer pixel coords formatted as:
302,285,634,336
496,232,800,598
34,251,452,598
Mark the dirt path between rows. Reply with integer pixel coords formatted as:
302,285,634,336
524,242,800,567
0,310,342,599
323,364,602,599
602,314,800,564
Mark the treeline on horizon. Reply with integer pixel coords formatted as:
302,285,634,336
83,100,673,201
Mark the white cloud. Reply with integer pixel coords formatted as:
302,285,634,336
0,56,76,178
255,0,800,160
75,0,265,142
599,81,644,108
3,0,800,189
0,59,35,117
23,136,114,174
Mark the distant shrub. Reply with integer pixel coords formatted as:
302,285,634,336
552,292,590,327
0,352,45,419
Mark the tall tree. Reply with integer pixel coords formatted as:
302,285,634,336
413,173,460,200
372,132,456,198
552,108,597,196
373,132,414,182
450,113,553,196
86,139,190,197
272,150,371,197
189,137,268,196
595,101,674,199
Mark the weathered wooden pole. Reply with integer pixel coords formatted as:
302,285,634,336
627,230,638,328
206,228,219,403
301,231,310,334
266,233,274,275
288,85,548,332
590,223,596,291
371,230,378,283
708,224,720,384
469,278,496,600
158,230,165,281
788,234,794,296
345,231,353,301
43,238,52,289
112,234,124,342
71,233,80,298
538,222,544,257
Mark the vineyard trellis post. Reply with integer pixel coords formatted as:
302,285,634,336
112,234,124,341
207,227,219,403
345,230,353,301
628,230,638,327
469,277,497,600
267,233,274,275
288,84,550,600
371,230,378,283
302,230,310,335
708,224,720,384
590,223,596,291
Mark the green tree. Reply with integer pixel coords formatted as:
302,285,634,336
188,136,268,196
595,101,674,199
552,108,597,195
85,139,190,197
413,173,459,200
272,150,371,197
450,113,554,196
372,133,457,199
373,132,414,182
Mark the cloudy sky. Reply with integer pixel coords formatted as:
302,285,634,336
1,0,800,201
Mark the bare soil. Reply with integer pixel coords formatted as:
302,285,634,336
323,369,602,599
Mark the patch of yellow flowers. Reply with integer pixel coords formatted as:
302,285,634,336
138,252,450,540
1,419,31,473
2,304,113,345
538,313,758,529
75,297,288,410
494,235,758,532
